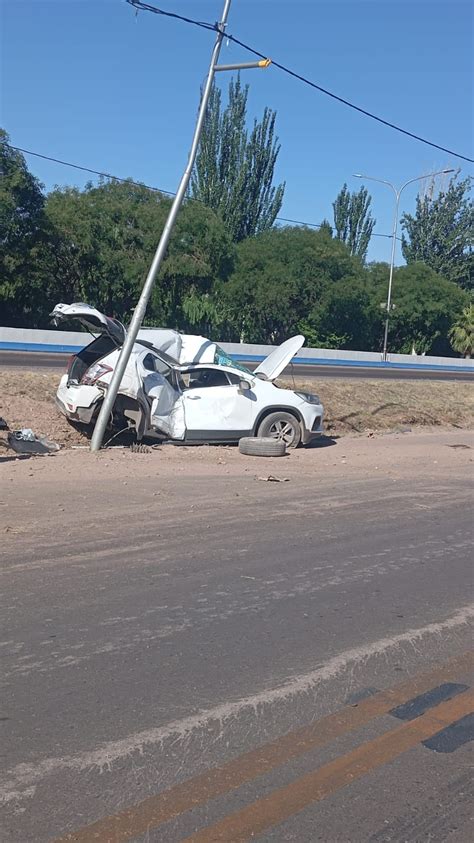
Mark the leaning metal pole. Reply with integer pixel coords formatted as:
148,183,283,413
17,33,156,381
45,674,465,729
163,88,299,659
90,0,233,451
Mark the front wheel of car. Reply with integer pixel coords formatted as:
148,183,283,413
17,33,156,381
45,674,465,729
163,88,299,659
257,412,302,448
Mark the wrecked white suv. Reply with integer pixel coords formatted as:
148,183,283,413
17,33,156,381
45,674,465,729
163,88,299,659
51,303,324,448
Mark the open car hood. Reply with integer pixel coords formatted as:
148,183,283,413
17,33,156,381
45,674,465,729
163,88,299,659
254,335,305,381
50,303,126,347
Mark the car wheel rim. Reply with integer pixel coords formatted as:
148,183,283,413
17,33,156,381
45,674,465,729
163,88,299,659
269,420,295,444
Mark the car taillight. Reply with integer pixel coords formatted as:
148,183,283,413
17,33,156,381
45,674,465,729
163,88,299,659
80,363,113,385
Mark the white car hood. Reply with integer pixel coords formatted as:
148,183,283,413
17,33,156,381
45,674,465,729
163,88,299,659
50,302,126,347
254,335,305,381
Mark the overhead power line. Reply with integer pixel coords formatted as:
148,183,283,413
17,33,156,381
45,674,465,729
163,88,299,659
126,0,473,164
3,143,174,196
3,139,400,239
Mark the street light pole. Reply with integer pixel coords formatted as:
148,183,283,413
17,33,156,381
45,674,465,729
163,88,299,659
353,169,454,361
90,1,271,451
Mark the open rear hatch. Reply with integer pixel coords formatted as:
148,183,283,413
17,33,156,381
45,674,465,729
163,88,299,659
50,303,127,384
50,302,126,347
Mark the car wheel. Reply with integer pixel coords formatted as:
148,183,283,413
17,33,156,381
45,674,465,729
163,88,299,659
239,437,286,457
257,412,302,448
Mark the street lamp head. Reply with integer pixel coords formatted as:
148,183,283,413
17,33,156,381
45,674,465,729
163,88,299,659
442,168,455,174
353,173,363,178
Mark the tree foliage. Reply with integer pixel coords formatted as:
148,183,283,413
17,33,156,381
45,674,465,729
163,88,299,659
0,130,48,326
401,174,474,290
332,183,376,262
220,226,364,344
366,262,468,355
0,131,469,357
43,180,235,332
449,304,474,358
191,77,285,242
301,276,381,350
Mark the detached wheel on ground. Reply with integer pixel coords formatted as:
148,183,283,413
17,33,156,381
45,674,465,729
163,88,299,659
256,412,302,449
239,437,287,457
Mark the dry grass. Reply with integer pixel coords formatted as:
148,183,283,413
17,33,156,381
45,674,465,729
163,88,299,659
280,377,474,433
1,370,472,447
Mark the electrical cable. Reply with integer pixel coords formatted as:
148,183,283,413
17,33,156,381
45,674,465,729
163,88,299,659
2,139,400,238
2,143,174,195
126,0,473,164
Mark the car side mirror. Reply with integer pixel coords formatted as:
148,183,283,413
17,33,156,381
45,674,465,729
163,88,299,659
239,380,251,392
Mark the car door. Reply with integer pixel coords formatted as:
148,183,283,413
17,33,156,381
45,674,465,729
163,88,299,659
181,367,253,440
137,351,185,439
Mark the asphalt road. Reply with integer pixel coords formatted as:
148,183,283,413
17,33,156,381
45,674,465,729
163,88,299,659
1,432,473,842
1,349,473,380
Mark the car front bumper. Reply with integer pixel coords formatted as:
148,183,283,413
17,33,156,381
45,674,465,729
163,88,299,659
298,404,324,445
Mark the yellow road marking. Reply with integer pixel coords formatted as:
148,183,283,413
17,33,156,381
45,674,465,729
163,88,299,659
54,651,473,842
185,689,474,842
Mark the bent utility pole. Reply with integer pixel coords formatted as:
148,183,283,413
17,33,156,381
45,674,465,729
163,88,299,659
91,0,240,451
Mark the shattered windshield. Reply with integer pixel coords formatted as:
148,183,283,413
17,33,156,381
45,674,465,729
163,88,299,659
214,346,254,376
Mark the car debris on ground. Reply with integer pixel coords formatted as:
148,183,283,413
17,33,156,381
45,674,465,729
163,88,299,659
257,475,290,482
5,429,60,456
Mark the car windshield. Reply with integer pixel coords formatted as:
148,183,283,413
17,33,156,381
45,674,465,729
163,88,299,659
214,346,253,376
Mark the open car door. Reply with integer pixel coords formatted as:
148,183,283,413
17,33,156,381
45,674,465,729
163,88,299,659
136,349,186,440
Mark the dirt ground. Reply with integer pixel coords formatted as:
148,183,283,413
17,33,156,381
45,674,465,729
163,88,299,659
0,370,85,446
1,430,473,541
0,369,472,452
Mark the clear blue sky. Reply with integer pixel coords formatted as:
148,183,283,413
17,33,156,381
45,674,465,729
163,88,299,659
1,0,472,262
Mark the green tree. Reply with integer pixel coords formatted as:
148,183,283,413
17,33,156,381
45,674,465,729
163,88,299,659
300,276,381,350
449,304,474,358
0,129,48,326
44,180,168,320
42,180,234,331
191,77,285,242
319,219,333,237
332,183,376,262
401,173,474,290
44,181,233,327
366,262,468,355
221,226,362,344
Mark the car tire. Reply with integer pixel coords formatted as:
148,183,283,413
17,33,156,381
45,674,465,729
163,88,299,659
239,437,286,457
256,412,302,449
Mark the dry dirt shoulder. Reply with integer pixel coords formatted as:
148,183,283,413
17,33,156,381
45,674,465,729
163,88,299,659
1,370,473,451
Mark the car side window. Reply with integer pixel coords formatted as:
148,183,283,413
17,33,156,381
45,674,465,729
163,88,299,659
142,353,156,371
182,368,234,389
227,372,242,385
142,352,171,377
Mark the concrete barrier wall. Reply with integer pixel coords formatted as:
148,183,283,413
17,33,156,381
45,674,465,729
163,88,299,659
1,326,472,372
0,326,91,354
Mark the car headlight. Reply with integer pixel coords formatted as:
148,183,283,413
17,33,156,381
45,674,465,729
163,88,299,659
295,391,321,405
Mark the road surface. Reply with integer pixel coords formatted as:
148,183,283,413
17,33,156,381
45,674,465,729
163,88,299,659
1,349,473,381
1,431,473,841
